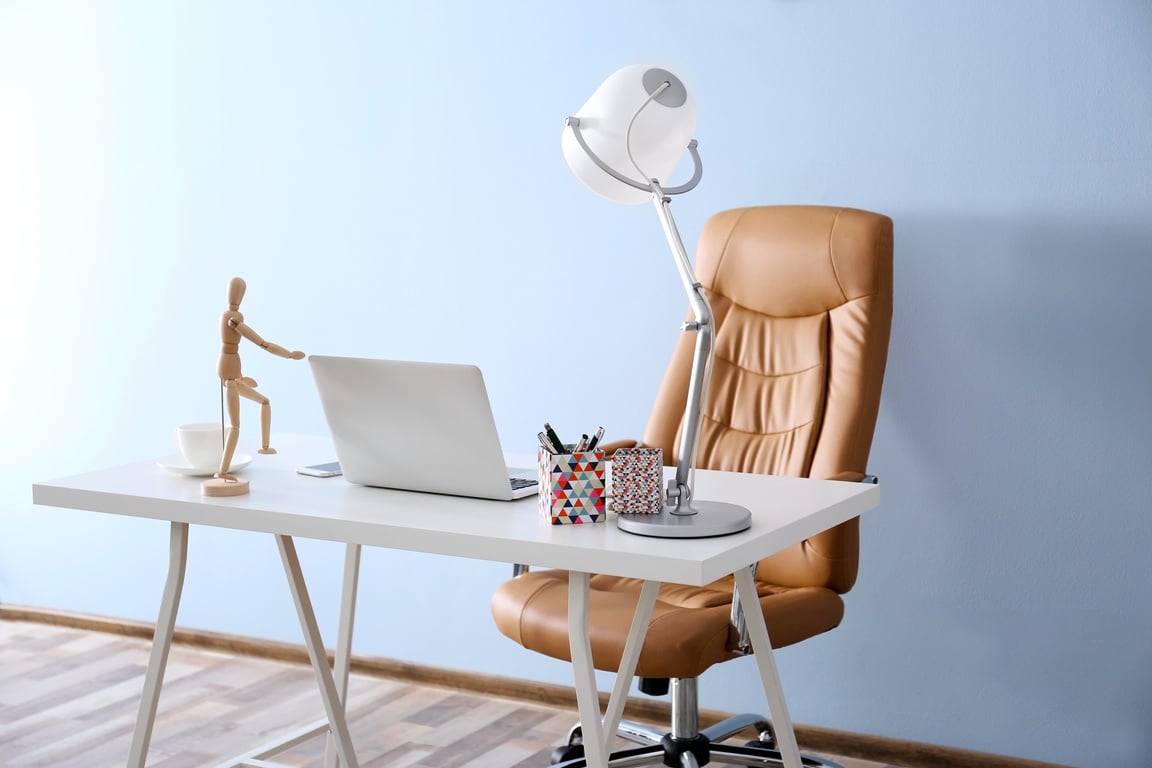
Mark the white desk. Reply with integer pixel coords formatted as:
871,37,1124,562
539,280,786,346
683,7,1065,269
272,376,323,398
32,435,879,768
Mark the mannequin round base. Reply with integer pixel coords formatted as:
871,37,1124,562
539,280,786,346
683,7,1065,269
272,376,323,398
201,476,250,497
616,500,751,538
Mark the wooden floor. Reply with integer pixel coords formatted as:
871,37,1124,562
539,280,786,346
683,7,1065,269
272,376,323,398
0,618,895,768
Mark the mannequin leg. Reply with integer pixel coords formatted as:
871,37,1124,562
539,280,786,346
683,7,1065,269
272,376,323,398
204,383,250,496
232,380,275,455
258,400,275,454
217,383,242,479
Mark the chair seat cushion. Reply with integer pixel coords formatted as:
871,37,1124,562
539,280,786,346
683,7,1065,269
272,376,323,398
491,570,845,679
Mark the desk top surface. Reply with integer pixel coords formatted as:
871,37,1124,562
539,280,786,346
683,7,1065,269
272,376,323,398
32,436,879,586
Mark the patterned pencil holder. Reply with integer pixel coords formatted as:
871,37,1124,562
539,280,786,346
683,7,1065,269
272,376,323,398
610,447,665,514
539,448,606,525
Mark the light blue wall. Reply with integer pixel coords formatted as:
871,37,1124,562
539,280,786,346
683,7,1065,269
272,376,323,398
2,2,1149,766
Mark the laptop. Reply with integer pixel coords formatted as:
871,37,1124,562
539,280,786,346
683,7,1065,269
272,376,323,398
308,355,538,500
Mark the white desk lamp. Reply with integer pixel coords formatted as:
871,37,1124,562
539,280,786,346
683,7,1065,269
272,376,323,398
563,64,751,538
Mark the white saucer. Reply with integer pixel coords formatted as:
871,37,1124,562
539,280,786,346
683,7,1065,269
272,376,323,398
157,455,253,477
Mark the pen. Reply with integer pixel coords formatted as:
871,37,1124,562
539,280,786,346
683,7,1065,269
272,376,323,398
538,431,559,454
544,422,565,455
586,426,605,451
574,434,589,452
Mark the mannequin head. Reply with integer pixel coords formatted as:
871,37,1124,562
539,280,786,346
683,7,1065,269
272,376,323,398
227,277,247,308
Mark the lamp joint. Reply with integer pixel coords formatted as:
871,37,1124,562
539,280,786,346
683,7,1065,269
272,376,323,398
666,480,694,511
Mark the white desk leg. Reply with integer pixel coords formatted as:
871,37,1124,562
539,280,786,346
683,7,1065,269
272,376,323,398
128,521,189,768
733,566,802,768
275,534,360,768
323,543,362,768
567,574,658,768
602,580,659,744
568,571,608,768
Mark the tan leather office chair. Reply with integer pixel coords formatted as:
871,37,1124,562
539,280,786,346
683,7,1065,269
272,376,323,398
493,205,893,767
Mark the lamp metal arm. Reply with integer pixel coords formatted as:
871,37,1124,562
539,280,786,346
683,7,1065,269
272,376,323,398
650,181,712,512
564,117,703,196
565,113,713,517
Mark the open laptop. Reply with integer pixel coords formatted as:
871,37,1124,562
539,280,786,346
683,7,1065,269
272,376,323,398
308,355,538,500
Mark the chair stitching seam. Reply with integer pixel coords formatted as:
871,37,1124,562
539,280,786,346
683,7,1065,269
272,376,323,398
711,355,822,379
701,412,815,438
826,208,850,303
710,208,752,282
720,294,867,321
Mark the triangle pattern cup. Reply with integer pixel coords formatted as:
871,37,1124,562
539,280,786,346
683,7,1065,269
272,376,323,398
538,447,606,525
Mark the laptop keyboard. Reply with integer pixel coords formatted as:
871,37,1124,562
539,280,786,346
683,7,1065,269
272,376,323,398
509,477,537,490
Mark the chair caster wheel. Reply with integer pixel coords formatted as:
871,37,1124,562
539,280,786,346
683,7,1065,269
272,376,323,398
550,723,585,764
745,720,776,750
550,744,585,764
745,738,776,750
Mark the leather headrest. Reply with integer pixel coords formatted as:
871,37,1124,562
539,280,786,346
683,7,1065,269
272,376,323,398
697,206,892,316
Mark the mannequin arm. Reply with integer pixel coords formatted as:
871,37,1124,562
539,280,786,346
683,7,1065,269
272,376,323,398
230,320,305,360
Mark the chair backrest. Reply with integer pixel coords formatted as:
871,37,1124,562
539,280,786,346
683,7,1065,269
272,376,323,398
642,205,893,594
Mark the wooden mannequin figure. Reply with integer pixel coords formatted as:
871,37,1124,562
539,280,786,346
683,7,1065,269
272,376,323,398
202,277,305,497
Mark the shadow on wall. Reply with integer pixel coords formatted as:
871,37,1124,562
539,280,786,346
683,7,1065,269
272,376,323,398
873,211,1152,763
892,211,1151,468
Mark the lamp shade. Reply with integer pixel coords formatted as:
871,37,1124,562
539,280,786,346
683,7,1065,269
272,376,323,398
562,64,697,205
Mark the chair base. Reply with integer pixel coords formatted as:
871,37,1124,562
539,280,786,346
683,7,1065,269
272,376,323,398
552,715,843,768
551,678,841,767
552,737,843,767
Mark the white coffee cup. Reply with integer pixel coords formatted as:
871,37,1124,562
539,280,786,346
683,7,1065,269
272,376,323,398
176,422,225,470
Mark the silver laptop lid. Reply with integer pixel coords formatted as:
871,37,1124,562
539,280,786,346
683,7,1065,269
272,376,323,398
308,356,533,500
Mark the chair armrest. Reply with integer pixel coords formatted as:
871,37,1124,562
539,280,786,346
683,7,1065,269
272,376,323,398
729,472,878,653
730,563,758,654
597,438,639,459
826,470,878,484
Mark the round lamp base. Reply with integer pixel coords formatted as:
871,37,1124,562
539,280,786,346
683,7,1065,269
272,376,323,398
202,476,250,497
616,499,751,538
